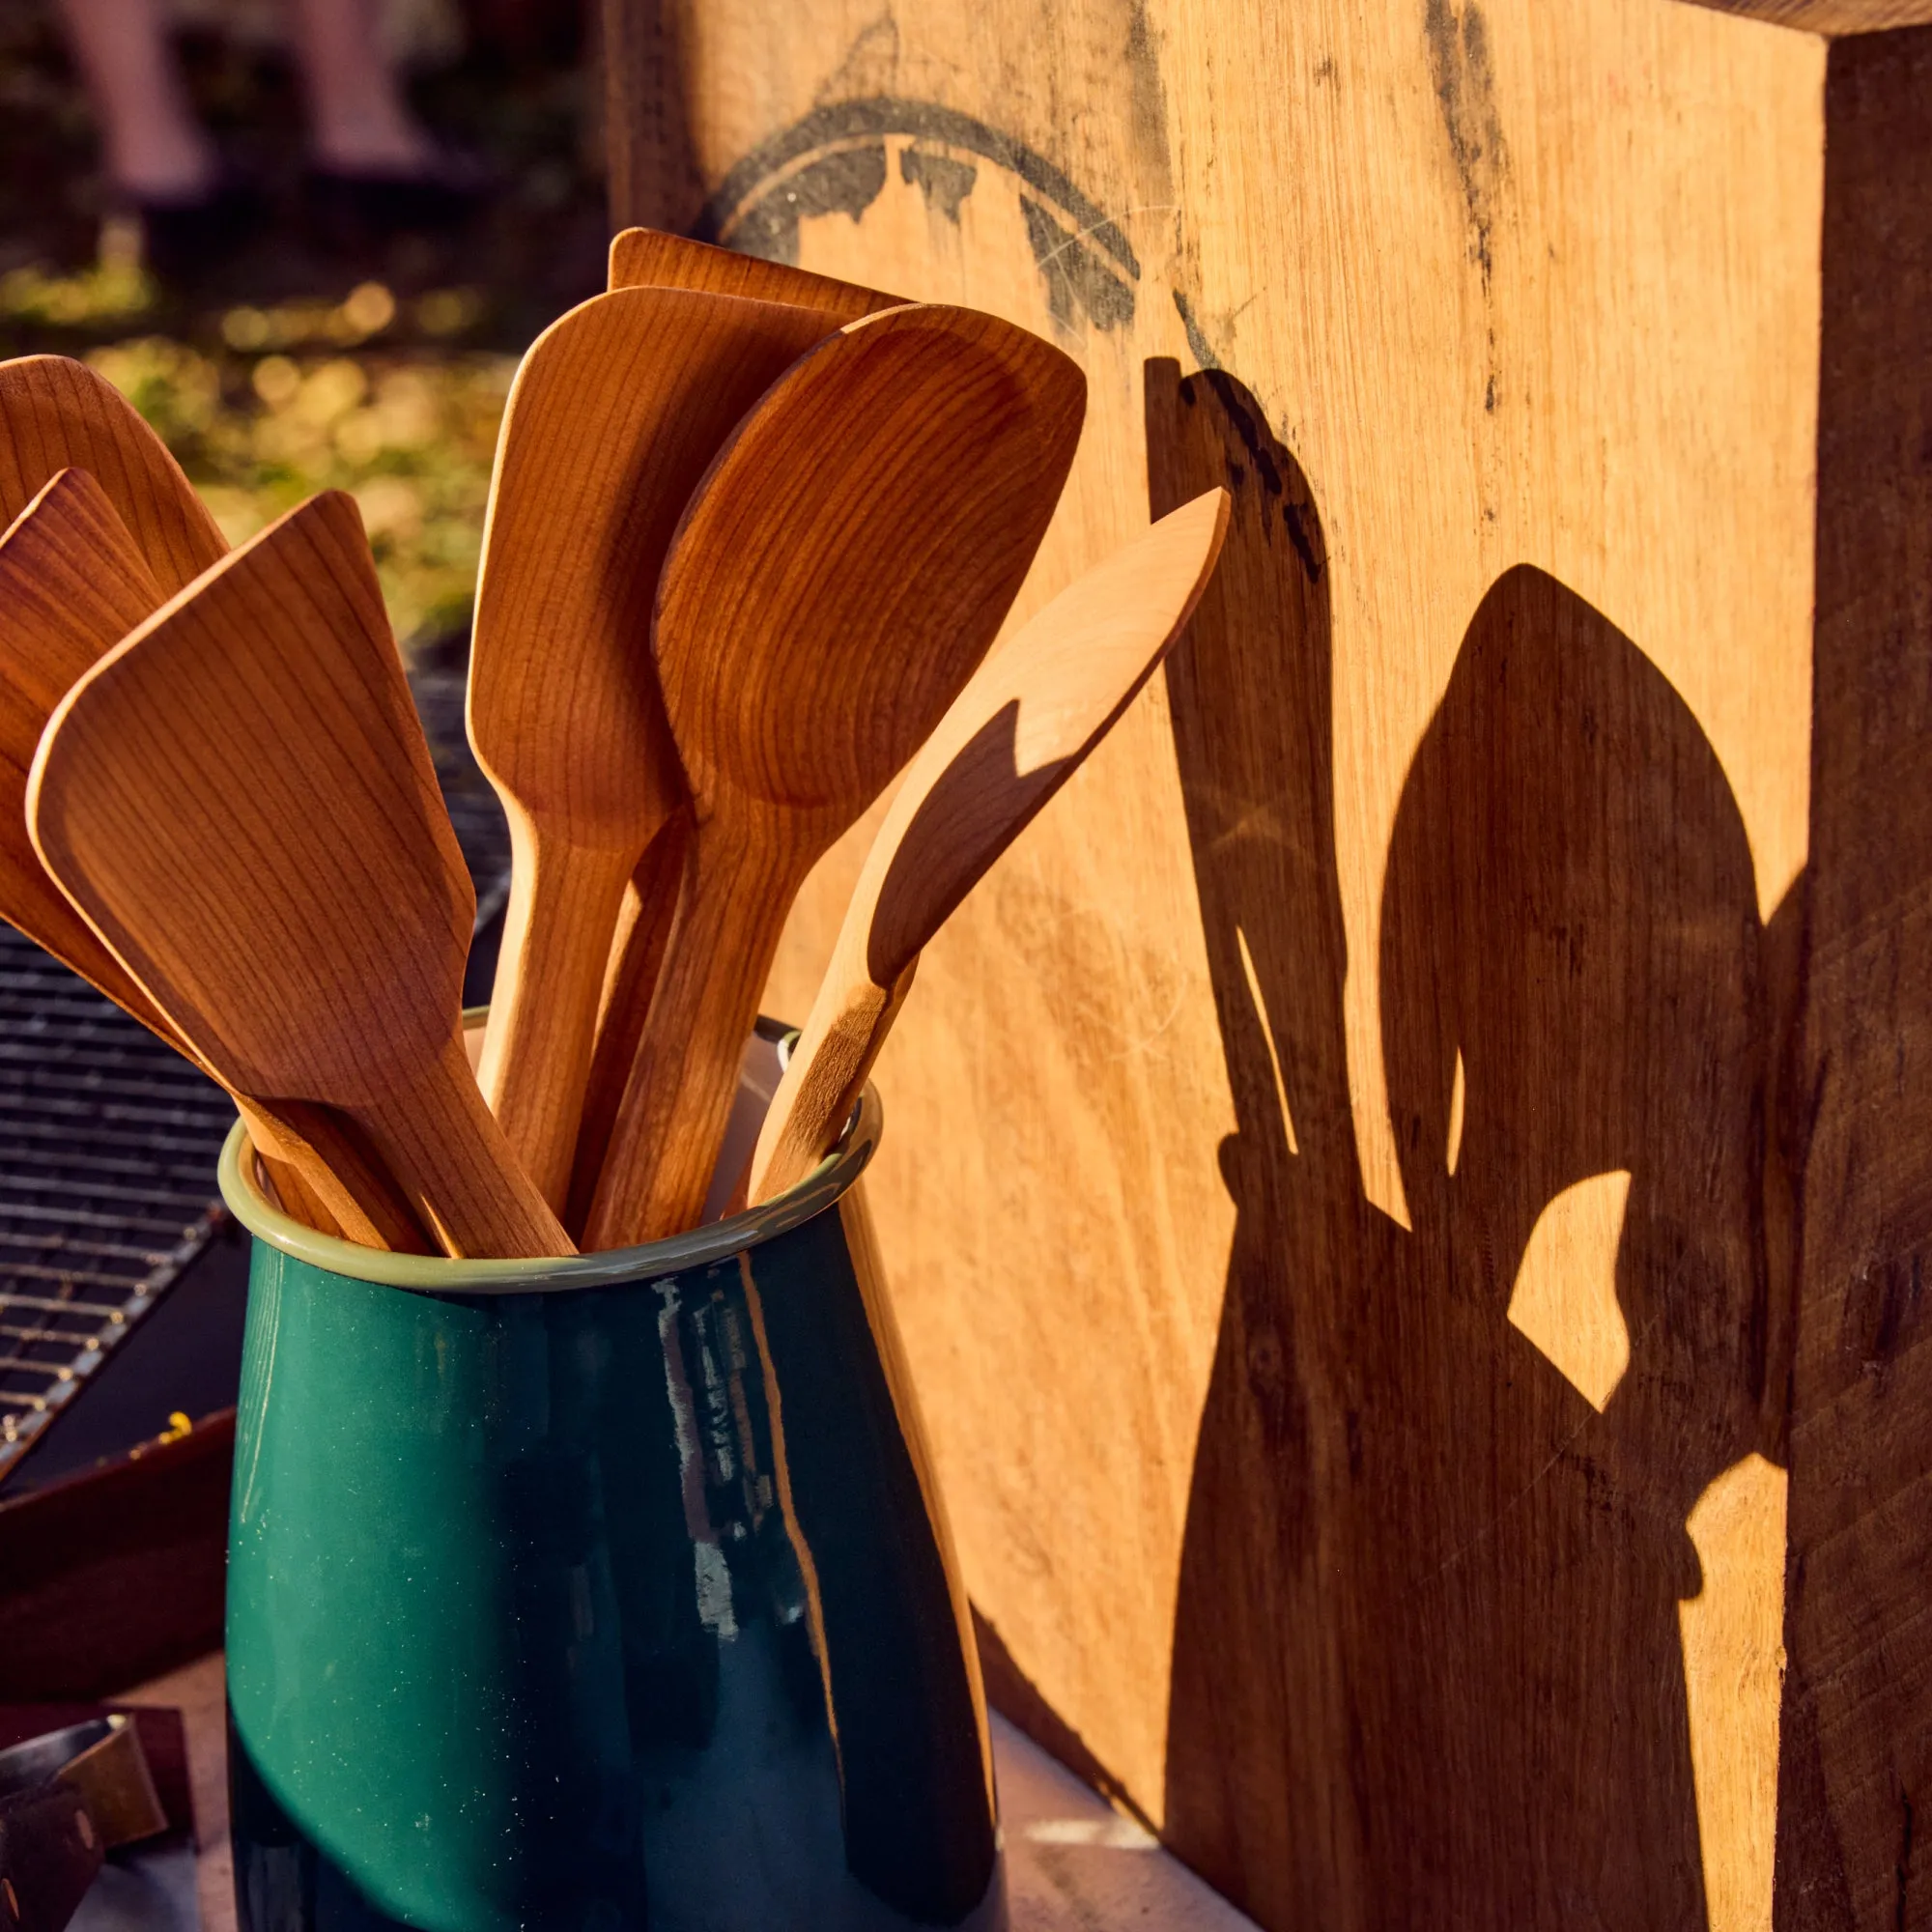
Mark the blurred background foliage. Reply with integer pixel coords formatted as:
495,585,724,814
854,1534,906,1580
0,0,606,653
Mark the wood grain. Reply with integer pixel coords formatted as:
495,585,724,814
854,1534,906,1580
29,491,569,1260
469,285,839,1208
582,303,1086,1246
0,357,224,594
748,487,1227,1205
0,472,429,1254
564,807,689,1236
1681,1,1932,32
0,471,179,1025
1777,25,1932,1930
600,0,704,234
608,225,899,320
646,1,1826,1925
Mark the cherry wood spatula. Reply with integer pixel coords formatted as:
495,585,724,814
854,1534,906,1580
469,285,842,1210
746,488,1231,1204
0,469,431,1251
607,226,898,321
560,235,899,1232
0,355,225,590
580,303,1087,1249
29,490,571,1260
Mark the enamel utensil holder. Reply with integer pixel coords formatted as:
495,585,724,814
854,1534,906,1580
217,1027,1004,1932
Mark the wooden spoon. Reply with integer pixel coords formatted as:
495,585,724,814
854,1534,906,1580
0,355,225,590
581,303,1087,1248
469,285,843,1210
567,241,898,1220
608,227,899,322
747,489,1231,1204
29,490,572,1260
0,469,431,1252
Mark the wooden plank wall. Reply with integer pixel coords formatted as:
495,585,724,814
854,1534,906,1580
605,3,1930,1925
1776,24,1932,1931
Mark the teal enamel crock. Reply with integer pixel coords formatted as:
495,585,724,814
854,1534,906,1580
216,1042,1004,1932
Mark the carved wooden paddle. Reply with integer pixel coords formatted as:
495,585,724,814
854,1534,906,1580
747,489,1230,1205
0,470,431,1251
608,226,899,322
0,355,225,591
561,235,898,1234
469,285,842,1210
581,303,1086,1248
29,491,571,1260
0,357,402,1237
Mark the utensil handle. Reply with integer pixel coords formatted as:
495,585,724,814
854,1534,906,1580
566,810,691,1236
478,834,637,1211
37,914,426,1250
65,927,426,1251
355,1036,576,1259
582,827,791,1249
747,962,915,1206
245,1099,436,1253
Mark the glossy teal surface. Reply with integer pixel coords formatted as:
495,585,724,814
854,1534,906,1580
220,1083,1004,1932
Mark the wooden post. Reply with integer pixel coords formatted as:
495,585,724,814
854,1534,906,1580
1776,20,1932,1928
598,0,702,234
601,3,1932,1923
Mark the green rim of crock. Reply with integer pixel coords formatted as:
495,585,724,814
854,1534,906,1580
216,1071,881,1297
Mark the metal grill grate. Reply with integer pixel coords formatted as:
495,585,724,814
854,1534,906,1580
0,922,233,1477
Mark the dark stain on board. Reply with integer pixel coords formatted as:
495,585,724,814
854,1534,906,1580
727,143,889,265
700,96,1140,328
1423,0,1508,283
1172,291,1224,372
899,146,977,223
1022,197,1136,331
1126,0,1178,206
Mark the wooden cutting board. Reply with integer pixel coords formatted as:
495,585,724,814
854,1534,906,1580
605,6,1928,1929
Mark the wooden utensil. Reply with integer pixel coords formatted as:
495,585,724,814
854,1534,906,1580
29,490,571,1260
608,226,899,323
469,285,844,1210
581,302,1087,1248
747,488,1231,1204
0,469,431,1252
568,242,898,1225
0,355,225,591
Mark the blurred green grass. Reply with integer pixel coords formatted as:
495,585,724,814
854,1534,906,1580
83,283,516,648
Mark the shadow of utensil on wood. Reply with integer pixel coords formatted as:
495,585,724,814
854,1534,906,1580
1146,357,1783,1932
867,700,1065,986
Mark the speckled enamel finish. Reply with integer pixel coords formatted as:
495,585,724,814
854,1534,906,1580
217,1082,1004,1932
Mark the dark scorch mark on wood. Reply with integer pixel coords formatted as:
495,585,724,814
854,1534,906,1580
1023,197,1136,331
1423,0,1508,284
724,142,889,265
699,98,1140,321
899,146,977,223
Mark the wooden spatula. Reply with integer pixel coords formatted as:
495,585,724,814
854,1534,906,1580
747,489,1230,1205
607,227,899,321
29,491,572,1260
469,286,843,1210
0,469,431,1252
0,356,225,591
580,303,1087,1248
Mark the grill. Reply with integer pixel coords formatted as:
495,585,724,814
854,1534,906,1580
0,643,509,1482
0,923,232,1477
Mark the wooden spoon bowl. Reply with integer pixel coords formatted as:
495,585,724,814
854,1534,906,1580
0,469,429,1250
582,302,1087,1247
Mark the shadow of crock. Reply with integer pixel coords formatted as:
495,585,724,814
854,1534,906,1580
217,1041,1001,1932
